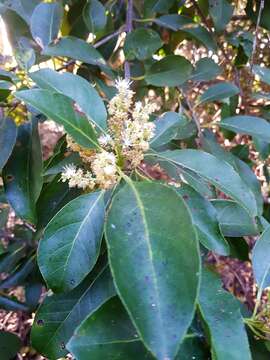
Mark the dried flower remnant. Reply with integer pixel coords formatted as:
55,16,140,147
60,78,156,191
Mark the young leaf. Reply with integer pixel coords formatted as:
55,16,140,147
177,185,229,256
220,115,270,143
145,55,193,87
83,0,107,34
38,191,105,293
209,0,233,32
212,200,259,237
3,120,42,224
15,89,99,149
197,82,239,105
0,117,17,171
124,28,163,61
30,2,63,48
30,69,107,131
199,267,251,360
150,111,187,148
105,181,200,360
67,296,153,360
155,150,258,216
252,226,270,291
31,265,115,359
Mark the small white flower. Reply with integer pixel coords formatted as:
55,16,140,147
115,77,133,94
98,134,112,146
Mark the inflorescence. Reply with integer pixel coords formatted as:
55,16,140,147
60,78,156,191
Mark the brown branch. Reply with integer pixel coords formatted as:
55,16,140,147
250,0,265,72
124,0,133,79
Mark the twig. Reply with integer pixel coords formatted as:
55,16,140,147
93,27,123,48
250,0,265,72
124,0,133,79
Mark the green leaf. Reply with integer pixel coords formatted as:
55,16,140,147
150,111,187,148
83,0,107,34
199,267,251,360
3,120,42,224
177,185,229,255
202,129,263,215
145,55,193,87
38,191,105,293
252,226,270,291
155,15,216,50
30,69,107,131
31,265,115,359
209,0,233,32
42,36,110,74
5,0,40,24
212,200,259,237
124,28,162,61
190,58,221,82
0,295,29,312
220,115,270,143
0,246,25,273
0,331,22,360
36,176,80,229
0,80,12,101
0,255,36,289
30,2,63,48
105,181,200,359
0,117,17,171
15,89,99,149
197,82,239,105
154,149,258,216
67,296,153,360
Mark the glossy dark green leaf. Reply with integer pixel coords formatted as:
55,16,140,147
124,28,162,61
175,335,209,360
177,185,229,255
15,89,99,149
197,82,239,105
42,36,110,74
5,0,40,24
67,296,153,360
0,207,9,229
3,120,42,224
0,245,25,273
252,226,270,291
31,265,115,359
0,331,22,360
202,129,263,215
155,15,216,50
212,200,259,237
209,0,233,32
30,69,107,131
190,58,221,82
38,191,105,292
150,111,187,148
154,150,257,216
83,0,107,34
0,117,17,171
36,176,80,229
199,267,251,360
220,116,270,142
0,255,35,289
30,2,63,48
0,80,12,101
145,0,175,15
145,55,193,87
0,295,29,312
105,181,200,359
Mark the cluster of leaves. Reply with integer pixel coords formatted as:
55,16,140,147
2,0,270,359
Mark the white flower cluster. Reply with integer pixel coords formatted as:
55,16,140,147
60,78,156,191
